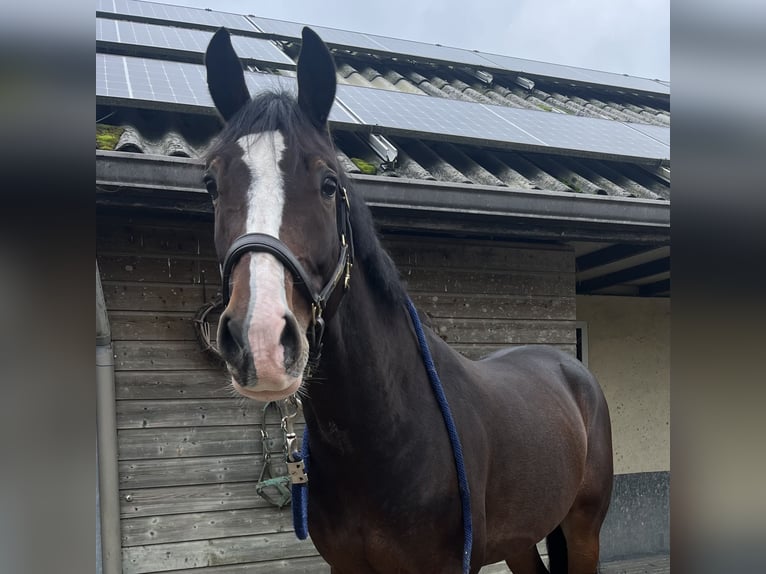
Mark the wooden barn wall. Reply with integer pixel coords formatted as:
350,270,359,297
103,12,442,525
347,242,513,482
97,210,576,574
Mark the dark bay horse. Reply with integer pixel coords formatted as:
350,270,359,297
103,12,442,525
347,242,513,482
203,26,613,574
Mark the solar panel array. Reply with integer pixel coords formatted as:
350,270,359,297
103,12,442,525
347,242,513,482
337,85,668,161
248,16,389,53
96,53,359,125
99,1,668,96
96,17,295,67
336,85,544,146
248,15,668,96
486,105,668,159
97,0,254,32
97,52,669,161
477,53,668,95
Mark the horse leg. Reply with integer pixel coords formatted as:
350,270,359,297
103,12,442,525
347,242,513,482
505,545,549,574
557,447,612,573
545,525,567,574
559,508,603,574
558,376,613,574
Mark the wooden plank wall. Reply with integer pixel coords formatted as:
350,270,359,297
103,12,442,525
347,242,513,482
97,210,575,574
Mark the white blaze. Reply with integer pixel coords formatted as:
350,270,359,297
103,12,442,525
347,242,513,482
239,131,286,238
237,132,289,370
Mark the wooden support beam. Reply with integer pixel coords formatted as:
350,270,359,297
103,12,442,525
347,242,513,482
639,278,671,297
577,256,670,293
576,244,656,272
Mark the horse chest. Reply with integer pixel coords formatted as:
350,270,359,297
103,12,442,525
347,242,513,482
312,518,455,574
308,480,461,572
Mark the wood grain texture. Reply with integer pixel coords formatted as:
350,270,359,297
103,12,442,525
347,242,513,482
98,211,577,573
98,254,219,284
119,454,285,489
102,283,218,313
140,555,330,574
118,426,286,459
122,531,319,574
115,371,230,400
116,399,294,429
120,482,274,517
121,507,297,546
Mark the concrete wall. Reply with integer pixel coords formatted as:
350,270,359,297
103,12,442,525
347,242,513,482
576,295,670,475
576,294,670,559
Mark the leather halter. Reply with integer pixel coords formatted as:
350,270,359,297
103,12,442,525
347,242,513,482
220,186,354,363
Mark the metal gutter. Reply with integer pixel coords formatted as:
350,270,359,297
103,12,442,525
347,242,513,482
96,262,122,574
96,150,670,243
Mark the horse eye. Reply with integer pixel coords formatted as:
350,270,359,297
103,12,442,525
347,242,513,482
321,176,338,198
203,174,218,199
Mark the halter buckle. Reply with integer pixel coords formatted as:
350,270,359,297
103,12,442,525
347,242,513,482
341,186,350,209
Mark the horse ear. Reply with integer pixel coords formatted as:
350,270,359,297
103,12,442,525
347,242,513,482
205,28,250,121
297,27,337,131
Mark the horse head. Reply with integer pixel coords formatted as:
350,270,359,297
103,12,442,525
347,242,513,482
204,27,348,401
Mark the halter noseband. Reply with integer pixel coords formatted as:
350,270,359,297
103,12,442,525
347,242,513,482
220,186,354,363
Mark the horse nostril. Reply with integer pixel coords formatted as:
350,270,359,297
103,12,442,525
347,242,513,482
280,313,301,371
218,314,246,358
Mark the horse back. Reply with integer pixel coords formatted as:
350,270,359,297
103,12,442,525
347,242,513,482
478,344,608,432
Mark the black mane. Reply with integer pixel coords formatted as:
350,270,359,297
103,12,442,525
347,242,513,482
208,90,406,308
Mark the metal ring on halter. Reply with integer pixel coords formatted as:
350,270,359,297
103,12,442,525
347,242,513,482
282,396,303,461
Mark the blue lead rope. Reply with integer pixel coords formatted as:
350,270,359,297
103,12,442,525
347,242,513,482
292,296,473,573
291,426,310,540
405,297,473,573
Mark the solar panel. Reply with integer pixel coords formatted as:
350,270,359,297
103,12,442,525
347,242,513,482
99,1,667,96
335,84,669,160
368,36,497,69
96,18,294,67
247,13,667,95
477,53,670,96
96,53,131,100
245,16,304,38
248,16,388,52
96,49,667,160
95,54,358,125
487,105,669,160
98,0,255,32
96,16,120,43
249,16,497,69
624,123,670,147
230,36,295,67
336,85,541,146
123,55,212,107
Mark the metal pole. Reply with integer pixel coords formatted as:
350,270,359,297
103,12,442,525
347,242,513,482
96,262,122,574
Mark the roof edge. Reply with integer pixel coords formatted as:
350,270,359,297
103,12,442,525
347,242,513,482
96,150,669,243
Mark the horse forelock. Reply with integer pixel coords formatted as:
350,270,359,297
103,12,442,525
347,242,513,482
206,91,333,173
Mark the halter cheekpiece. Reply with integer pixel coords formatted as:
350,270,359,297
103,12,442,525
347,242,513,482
220,186,354,364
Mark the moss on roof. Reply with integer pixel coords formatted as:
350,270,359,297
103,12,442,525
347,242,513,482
350,157,377,175
96,124,125,150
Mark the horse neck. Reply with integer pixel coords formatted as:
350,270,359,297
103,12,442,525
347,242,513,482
303,266,430,452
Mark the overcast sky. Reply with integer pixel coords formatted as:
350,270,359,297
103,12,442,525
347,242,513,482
161,0,669,80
